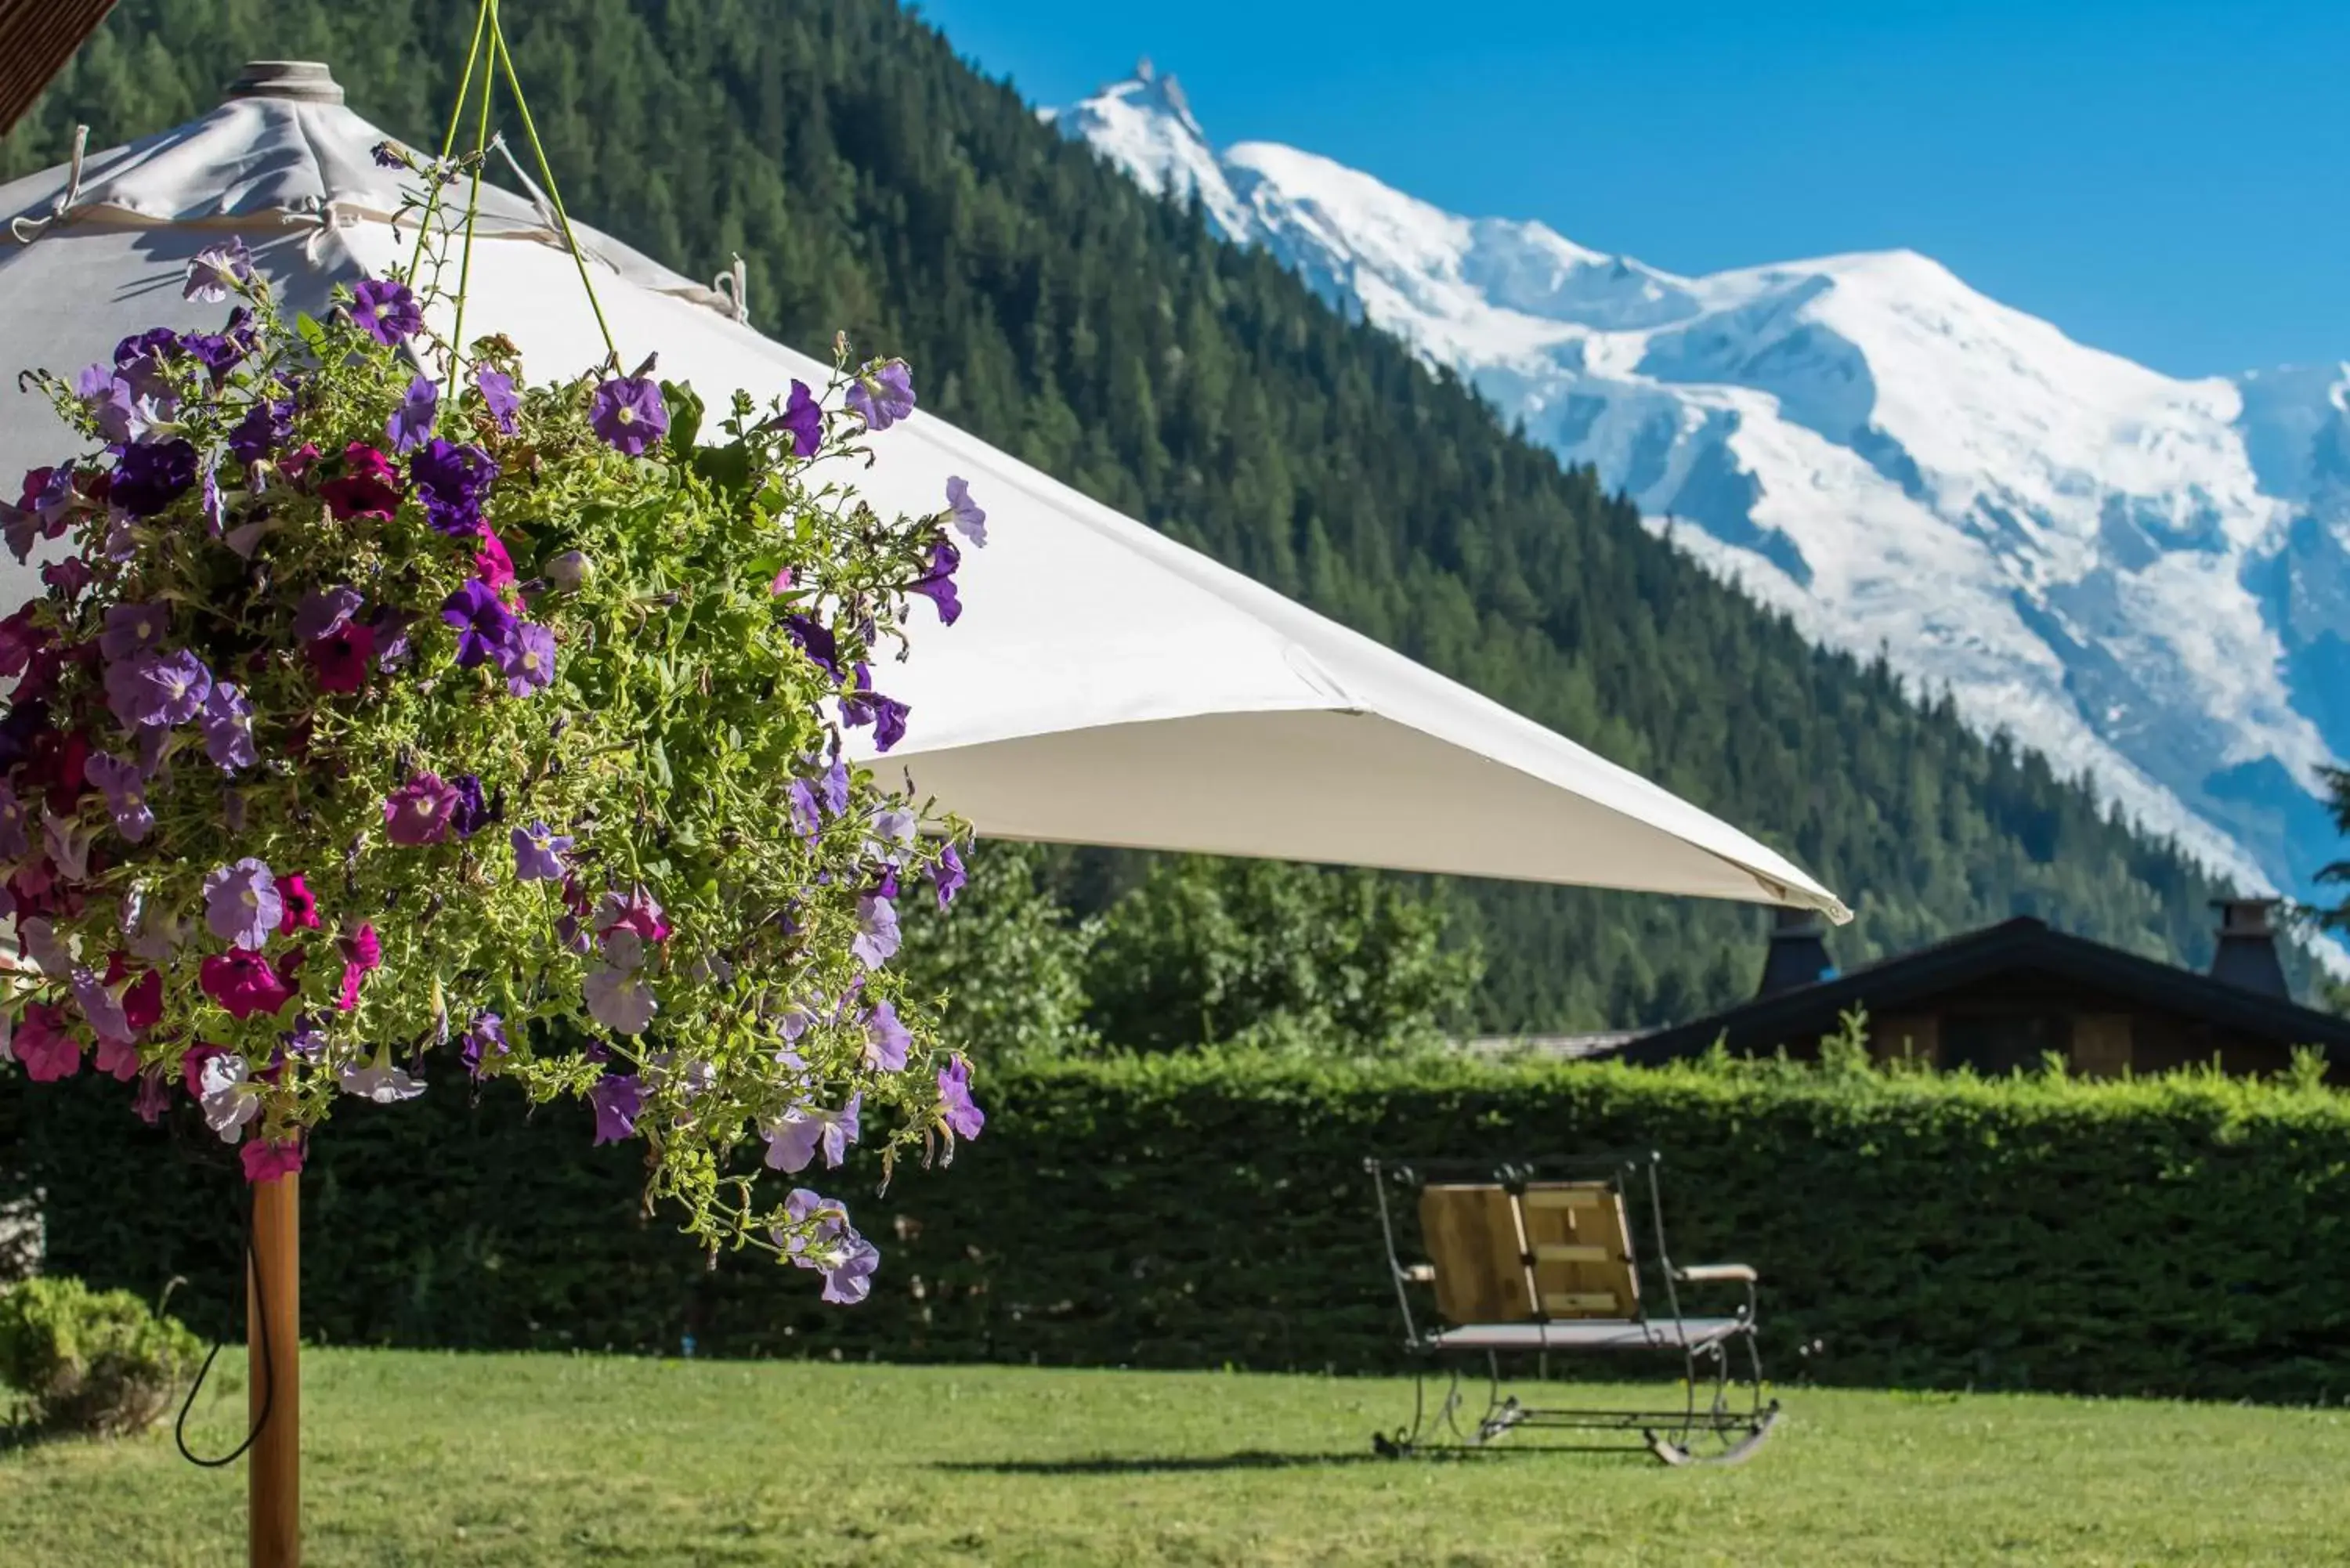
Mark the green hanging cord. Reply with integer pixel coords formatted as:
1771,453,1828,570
406,0,495,281
490,13,621,370
446,29,499,392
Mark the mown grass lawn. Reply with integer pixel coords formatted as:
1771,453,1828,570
4,1349,2347,1565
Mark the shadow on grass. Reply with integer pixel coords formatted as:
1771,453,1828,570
938,1444,1648,1475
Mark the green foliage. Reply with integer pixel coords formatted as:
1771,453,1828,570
1081,857,1481,1053
896,844,1095,1060
0,0,2287,1032
12,1050,2349,1401
0,1276,201,1436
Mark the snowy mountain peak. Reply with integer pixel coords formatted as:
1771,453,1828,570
1058,67,2350,921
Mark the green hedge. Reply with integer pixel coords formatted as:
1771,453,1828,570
6,1054,2348,1400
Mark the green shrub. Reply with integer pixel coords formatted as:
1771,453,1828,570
0,1277,202,1436
7,1052,2349,1401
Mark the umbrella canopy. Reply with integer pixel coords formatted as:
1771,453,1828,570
0,62,1848,920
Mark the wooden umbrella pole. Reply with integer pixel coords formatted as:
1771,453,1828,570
248,1172,301,1568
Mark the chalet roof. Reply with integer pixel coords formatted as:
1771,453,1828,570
1618,916,2350,1064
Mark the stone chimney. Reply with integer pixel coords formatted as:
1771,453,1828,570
2208,898,2290,999
226,60,345,106
1755,905,1835,998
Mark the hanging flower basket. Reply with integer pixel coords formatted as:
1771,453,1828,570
0,135,988,1300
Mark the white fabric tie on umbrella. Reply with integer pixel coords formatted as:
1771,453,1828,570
0,66,1849,920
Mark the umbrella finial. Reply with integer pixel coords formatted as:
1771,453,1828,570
226,60,345,107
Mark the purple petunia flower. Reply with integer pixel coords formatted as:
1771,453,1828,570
449,773,490,838
74,366,143,445
112,328,184,398
106,648,212,729
440,579,516,668
763,1092,862,1173
819,1233,880,1306
839,669,910,752
851,893,900,970
228,398,295,466
933,843,967,910
292,585,364,643
474,367,521,433
862,1001,910,1072
201,858,283,951
201,464,226,538
782,614,841,681
185,238,253,303
944,475,988,546
786,779,822,838
588,376,669,456
99,602,168,663
84,752,154,844
511,822,573,880
386,374,439,454
110,438,198,518
583,963,657,1035
350,278,423,345
461,1012,509,1078
844,359,916,432
588,1073,645,1144
776,379,822,457
410,438,498,535
384,772,461,846
774,1187,880,1304
909,537,961,626
497,621,555,696
820,759,851,818
938,1056,985,1140
338,1058,425,1102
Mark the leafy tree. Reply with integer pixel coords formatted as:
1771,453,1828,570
897,844,1095,1060
1081,858,1482,1053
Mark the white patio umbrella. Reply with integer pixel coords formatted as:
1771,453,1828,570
0,61,1848,920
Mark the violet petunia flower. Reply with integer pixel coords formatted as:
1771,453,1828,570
201,682,257,770
938,1057,985,1140
461,1011,509,1078
588,376,669,456
410,439,498,535
110,438,199,518
84,752,154,843
185,238,253,302
497,621,555,696
909,537,961,625
844,359,916,432
448,773,490,838
474,367,521,433
440,579,515,667
350,277,422,345
839,680,910,753
588,1073,645,1144
100,602,169,663
776,379,822,457
511,821,573,881
786,779,822,838
583,965,656,1035
202,858,283,950
862,1001,910,1072
106,647,212,729
228,399,295,466
944,475,988,546
762,1092,862,1173
782,614,841,681
292,586,365,642
933,843,967,910
384,772,461,846
74,367,145,445
851,893,900,970
72,966,134,1046
386,374,439,454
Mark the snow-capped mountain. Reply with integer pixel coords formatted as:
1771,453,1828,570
1054,63,2350,908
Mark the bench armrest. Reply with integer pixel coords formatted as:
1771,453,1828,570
1674,1263,1757,1284
1401,1263,1436,1284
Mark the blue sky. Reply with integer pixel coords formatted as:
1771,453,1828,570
917,0,2349,378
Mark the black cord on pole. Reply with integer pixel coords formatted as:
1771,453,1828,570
174,1183,272,1469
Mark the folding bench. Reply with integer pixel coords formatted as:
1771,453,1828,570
1365,1153,1778,1464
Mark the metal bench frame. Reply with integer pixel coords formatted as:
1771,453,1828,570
1365,1151,1778,1465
